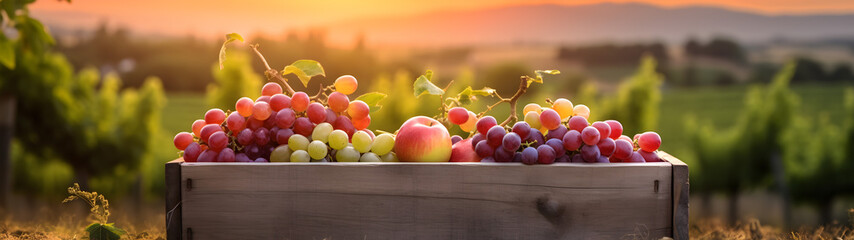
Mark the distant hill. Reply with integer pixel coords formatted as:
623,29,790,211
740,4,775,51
321,3,854,46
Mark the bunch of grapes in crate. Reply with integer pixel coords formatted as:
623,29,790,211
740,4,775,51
172,76,397,162
447,98,663,163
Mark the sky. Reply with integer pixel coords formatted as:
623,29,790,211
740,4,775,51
29,0,854,39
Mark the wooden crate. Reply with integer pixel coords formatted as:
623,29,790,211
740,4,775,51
165,152,688,240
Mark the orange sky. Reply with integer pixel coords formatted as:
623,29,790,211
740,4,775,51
30,0,854,38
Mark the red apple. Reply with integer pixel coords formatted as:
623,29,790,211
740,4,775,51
394,116,452,162
450,138,481,162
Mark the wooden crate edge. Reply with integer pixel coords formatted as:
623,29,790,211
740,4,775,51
659,152,689,240
165,158,184,240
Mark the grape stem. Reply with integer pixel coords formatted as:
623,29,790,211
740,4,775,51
249,44,296,96
478,77,529,127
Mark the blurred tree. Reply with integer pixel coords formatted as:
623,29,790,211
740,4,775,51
683,37,746,65
791,57,828,82
599,56,663,135
207,52,262,110
829,64,853,82
479,62,530,96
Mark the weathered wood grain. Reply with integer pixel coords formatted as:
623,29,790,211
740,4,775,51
180,161,674,240
165,159,183,240
660,151,689,240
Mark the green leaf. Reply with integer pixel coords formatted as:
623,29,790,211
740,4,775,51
0,35,14,69
218,33,244,70
413,71,444,97
455,86,495,105
85,223,126,240
527,70,560,87
282,60,325,87
355,92,387,112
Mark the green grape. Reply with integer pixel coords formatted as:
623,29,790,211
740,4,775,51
370,133,395,155
307,140,328,159
351,131,372,153
328,129,349,150
270,145,292,162
312,122,334,143
525,111,542,129
311,157,330,162
335,146,360,162
290,150,310,162
380,152,398,162
288,134,310,151
360,152,381,162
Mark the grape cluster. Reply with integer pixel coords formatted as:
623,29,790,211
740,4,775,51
173,75,398,163
450,98,663,164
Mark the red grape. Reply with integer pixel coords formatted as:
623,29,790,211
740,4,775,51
197,150,217,162
448,107,469,125
580,145,600,163
235,153,252,162
173,132,194,150
521,147,538,165
217,148,235,162
256,95,271,103
276,128,294,144
618,135,632,143
200,124,222,143
502,132,522,152
486,125,505,147
627,151,645,163
246,117,264,130
459,111,477,132
494,147,514,162
183,142,201,162
293,117,315,136
539,109,561,130
264,111,278,128
208,131,228,152
307,103,326,124
191,119,206,137
475,140,494,158
581,126,601,146
332,116,355,137
237,129,254,145
591,121,611,140
254,128,270,146
269,94,291,111
291,92,310,112
352,115,371,130
545,138,565,158
604,120,623,140
638,132,662,152
276,109,296,129
596,138,615,156
613,139,633,160
562,130,583,151
251,101,272,120
638,150,661,162
476,116,497,135
226,112,246,133
546,125,567,140
567,116,589,132
471,133,485,148
512,122,531,140
325,108,337,123
537,145,556,164
347,100,370,119
261,82,283,96
235,97,254,117
205,108,226,124
327,92,350,113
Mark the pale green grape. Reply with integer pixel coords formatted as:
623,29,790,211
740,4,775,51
328,130,349,150
307,140,328,159
311,123,334,143
311,157,330,162
270,145,292,162
351,131,372,153
288,134,310,151
360,152,381,162
370,133,395,155
290,150,310,162
335,146,361,162
380,152,398,162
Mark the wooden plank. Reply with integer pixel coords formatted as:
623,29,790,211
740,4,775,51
659,152,689,240
181,161,673,240
165,158,183,240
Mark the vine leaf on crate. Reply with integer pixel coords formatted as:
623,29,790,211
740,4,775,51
282,60,326,87
218,33,244,69
414,70,444,97
355,92,387,113
527,70,561,87
85,222,126,240
456,86,496,105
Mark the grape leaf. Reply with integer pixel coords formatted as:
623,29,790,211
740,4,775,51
0,35,14,69
455,86,495,105
218,33,243,70
413,70,444,97
85,223,126,240
282,60,325,87
527,70,561,87
355,92,387,112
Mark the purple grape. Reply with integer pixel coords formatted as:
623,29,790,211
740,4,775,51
521,147,538,165
254,128,270,146
638,150,660,162
502,132,522,152
628,151,646,163
264,110,278,128
513,152,522,162
254,158,269,162
546,125,567,140
236,153,252,162
527,127,545,147
245,144,261,159
537,145,556,164
451,135,463,145
276,128,294,144
237,128,254,146
570,154,584,163
562,130,582,151
597,155,610,163
512,122,531,140
293,117,315,136
486,125,506,147
217,148,235,162
197,150,217,162
494,148,514,162
545,138,565,158
555,155,570,163
580,145,600,163
183,142,201,162
597,138,616,157
475,140,494,158
471,133,485,148
480,157,496,163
